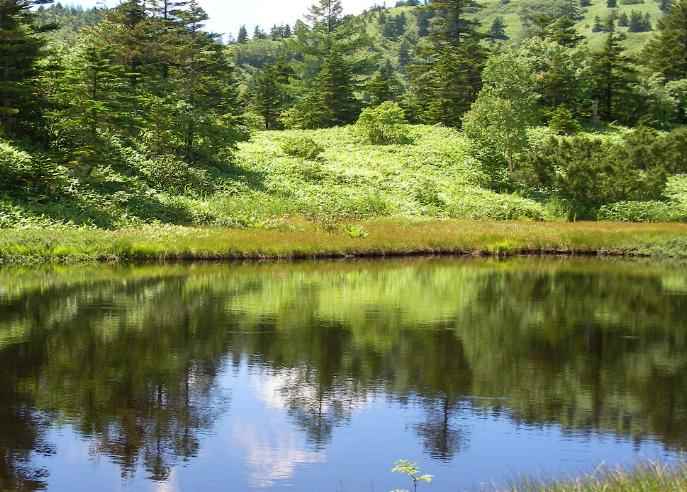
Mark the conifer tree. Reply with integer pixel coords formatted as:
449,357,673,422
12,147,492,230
645,0,687,80
249,61,291,129
364,60,402,107
488,16,508,41
618,11,629,27
590,18,636,121
398,37,413,68
49,32,132,173
0,0,53,136
607,0,617,8
546,15,584,47
407,0,486,127
307,0,343,33
237,25,248,43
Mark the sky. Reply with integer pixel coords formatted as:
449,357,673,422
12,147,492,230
65,0,384,39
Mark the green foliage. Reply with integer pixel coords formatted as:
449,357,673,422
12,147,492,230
597,200,687,221
407,0,486,127
280,135,325,160
353,102,410,145
521,133,670,218
392,460,433,492
0,0,51,138
548,105,582,134
463,47,540,188
644,0,687,80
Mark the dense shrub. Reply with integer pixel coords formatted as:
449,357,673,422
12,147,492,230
353,102,410,145
0,141,66,194
548,106,582,135
519,133,672,219
281,135,325,160
444,187,544,220
598,201,685,222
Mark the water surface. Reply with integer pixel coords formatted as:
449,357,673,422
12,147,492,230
1,258,686,491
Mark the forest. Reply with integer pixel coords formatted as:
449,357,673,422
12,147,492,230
1,0,687,231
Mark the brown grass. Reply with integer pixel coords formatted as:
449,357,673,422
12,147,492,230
1,218,687,264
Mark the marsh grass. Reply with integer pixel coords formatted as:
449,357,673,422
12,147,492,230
507,463,687,492
1,219,687,264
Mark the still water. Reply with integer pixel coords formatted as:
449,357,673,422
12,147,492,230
1,258,686,491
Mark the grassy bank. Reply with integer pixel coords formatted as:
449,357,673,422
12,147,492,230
509,463,687,492
2,219,687,264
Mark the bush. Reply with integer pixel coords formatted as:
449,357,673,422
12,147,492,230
444,187,544,220
548,106,582,135
281,135,325,160
598,201,686,222
0,141,66,194
353,102,410,145
521,134,669,219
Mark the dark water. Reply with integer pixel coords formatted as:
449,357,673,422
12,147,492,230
1,258,686,492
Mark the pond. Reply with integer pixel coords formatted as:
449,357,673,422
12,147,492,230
0,258,686,491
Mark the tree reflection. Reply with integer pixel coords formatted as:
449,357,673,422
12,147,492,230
1,259,687,488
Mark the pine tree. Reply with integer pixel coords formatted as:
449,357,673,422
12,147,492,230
618,11,629,26
237,25,248,43
488,16,508,41
592,15,605,32
253,25,267,39
645,0,687,80
591,18,636,122
307,0,343,33
0,0,53,136
398,37,413,68
316,41,358,126
407,0,486,127
364,59,402,107
250,61,291,129
607,0,617,7
547,15,584,47
50,32,132,173
580,0,592,7
660,0,673,12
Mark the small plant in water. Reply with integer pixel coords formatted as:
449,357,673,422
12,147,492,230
391,459,433,492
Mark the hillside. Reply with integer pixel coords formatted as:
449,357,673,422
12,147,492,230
231,0,666,75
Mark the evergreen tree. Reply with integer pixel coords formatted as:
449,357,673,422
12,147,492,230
660,0,673,13
364,59,403,107
607,0,617,7
398,37,413,69
416,9,432,36
592,15,605,32
628,10,650,32
307,0,343,33
407,0,486,127
253,25,267,39
645,0,687,80
488,16,509,41
49,32,132,173
618,11,629,27
546,15,584,47
314,41,358,126
249,61,291,129
590,18,636,122
580,0,592,7
0,0,53,137
237,25,248,43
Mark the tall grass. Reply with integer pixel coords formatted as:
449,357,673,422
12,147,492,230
1,219,686,264
508,463,687,492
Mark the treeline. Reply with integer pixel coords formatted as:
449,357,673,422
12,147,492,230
2,0,687,223
1,0,246,174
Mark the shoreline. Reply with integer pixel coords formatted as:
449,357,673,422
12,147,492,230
2,219,687,265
